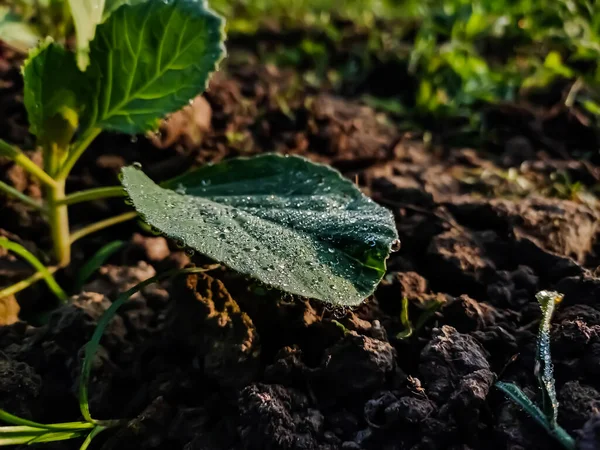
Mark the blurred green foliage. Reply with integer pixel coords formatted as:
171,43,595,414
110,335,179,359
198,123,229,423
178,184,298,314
210,0,600,134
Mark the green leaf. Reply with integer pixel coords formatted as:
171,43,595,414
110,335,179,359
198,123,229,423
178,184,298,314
68,0,105,70
120,154,399,306
496,381,575,450
0,7,41,53
496,381,552,431
27,430,88,444
80,0,225,135
535,290,562,426
22,40,84,147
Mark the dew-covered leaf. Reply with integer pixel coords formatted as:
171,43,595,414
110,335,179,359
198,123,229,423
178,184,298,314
121,154,399,306
79,0,225,135
535,290,562,426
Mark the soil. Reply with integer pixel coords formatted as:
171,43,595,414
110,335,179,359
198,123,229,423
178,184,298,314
0,29,600,450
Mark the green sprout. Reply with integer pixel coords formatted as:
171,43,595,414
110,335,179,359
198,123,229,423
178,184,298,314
396,296,442,340
496,290,575,450
0,0,226,302
0,265,217,448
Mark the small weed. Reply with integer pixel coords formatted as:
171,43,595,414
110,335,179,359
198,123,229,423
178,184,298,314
496,291,575,450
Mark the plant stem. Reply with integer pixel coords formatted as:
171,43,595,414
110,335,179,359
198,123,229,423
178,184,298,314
69,212,138,244
59,186,125,206
47,180,71,267
0,139,57,188
552,425,576,450
56,128,102,182
79,265,220,423
0,238,67,302
78,426,107,450
0,266,59,299
0,180,45,211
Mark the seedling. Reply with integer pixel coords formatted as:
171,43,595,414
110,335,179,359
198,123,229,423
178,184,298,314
0,265,217,448
496,290,575,450
0,153,400,445
0,0,225,300
396,296,442,339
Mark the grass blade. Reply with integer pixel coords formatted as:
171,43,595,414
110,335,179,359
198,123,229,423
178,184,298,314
73,240,125,292
535,290,562,426
0,237,67,302
0,409,93,431
79,265,219,422
0,426,45,445
496,381,575,450
396,297,414,339
79,426,106,450
27,430,88,444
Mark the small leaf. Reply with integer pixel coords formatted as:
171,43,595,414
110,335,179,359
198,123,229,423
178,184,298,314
80,0,225,135
68,0,106,70
120,154,399,306
0,7,41,53
535,290,562,426
496,381,550,431
22,40,85,146
496,381,575,450
0,408,94,431
27,430,88,444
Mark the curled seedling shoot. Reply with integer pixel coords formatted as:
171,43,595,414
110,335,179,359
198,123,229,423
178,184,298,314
495,291,575,450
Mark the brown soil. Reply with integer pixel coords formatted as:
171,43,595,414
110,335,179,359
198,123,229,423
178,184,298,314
0,39,599,450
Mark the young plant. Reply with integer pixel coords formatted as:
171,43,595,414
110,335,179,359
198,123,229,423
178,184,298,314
0,265,217,448
496,290,575,450
0,0,225,300
0,147,399,448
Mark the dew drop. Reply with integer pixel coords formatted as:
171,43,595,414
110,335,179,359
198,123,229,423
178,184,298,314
391,239,401,252
185,248,195,256
327,248,335,254
130,135,138,143
132,162,143,170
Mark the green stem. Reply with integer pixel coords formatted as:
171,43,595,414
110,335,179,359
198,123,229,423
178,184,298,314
552,426,576,450
56,128,102,182
47,180,71,267
79,265,219,423
0,180,44,211
78,426,106,450
0,139,57,188
58,186,125,206
0,269,57,299
69,212,138,244
0,241,64,301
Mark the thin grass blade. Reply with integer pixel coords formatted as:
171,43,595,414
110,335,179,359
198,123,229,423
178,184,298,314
496,381,575,450
79,265,218,422
79,425,106,450
73,240,125,292
0,237,67,302
27,430,88,444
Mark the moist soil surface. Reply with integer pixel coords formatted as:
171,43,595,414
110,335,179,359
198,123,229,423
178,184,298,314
0,36,600,450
